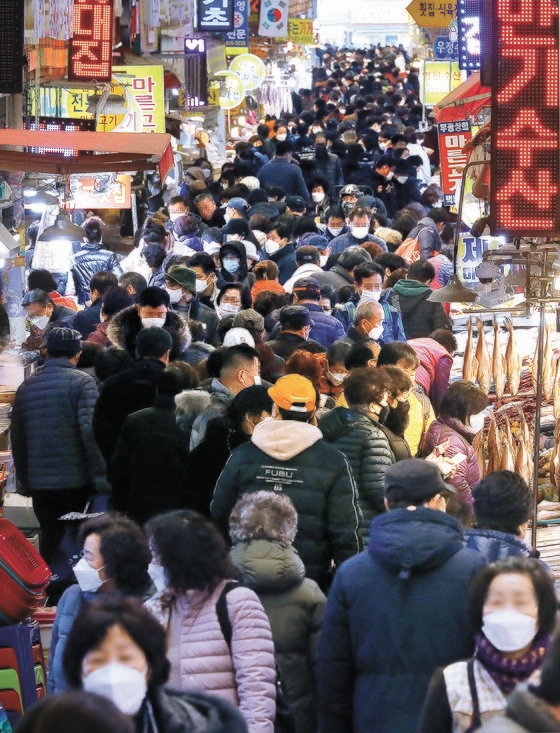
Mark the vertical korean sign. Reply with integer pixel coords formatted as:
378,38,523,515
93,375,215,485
490,0,560,236
69,0,113,82
437,120,472,206
225,0,249,54
196,0,234,31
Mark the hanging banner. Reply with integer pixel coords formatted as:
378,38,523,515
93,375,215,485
225,0,249,54
67,174,132,209
258,0,288,37
437,119,472,206
288,18,314,45
68,0,113,82
229,53,266,91
420,61,464,106
196,0,234,31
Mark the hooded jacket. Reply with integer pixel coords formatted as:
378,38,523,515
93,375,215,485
231,540,326,733
316,507,486,733
211,419,362,589
219,241,254,290
107,305,191,361
409,216,444,259
319,407,394,542
393,279,452,339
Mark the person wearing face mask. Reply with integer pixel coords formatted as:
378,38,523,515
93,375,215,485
170,213,203,255
313,135,343,193
219,241,255,290
309,178,332,223
84,286,134,348
163,265,219,345
329,206,387,255
63,596,248,732
186,386,274,517
106,286,191,362
319,367,396,543
266,305,321,361
257,140,310,202
48,517,152,695
322,206,350,243
291,276,344,348
393,158,422,210
211,374,362,591
419,557,556,733
393,258,452,339
188,250,223,307
420,380,489,526
265,222,298,285
194,191,226,228
283,239,332,293
335,300,386,351
371,155,398,218
215,282,249,321
21,288,76,352
376,364,414,462
317,458,486,733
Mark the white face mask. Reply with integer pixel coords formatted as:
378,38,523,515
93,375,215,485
203,169,212,178
327,371,346,386
379,141,389,151
265,239,280,255
165,287,182,304
482,609,538,652
218,303,240,318
253,374,262,386
319,254,329,268
73,557,104,593
195,278,209,294
368,324,384,341
276,134,287,142
169,212,184,222
83,663,148,715
29,314,49,330
141,317,166,329
351,226,369,240
396,176,408,184
385,171,394,180
360,288,381,303
469,411,486,433
312,192,326,203
147,562,166,593
328,226,344,237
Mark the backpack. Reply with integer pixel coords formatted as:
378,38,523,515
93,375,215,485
394,224,429,264
216,582,295,733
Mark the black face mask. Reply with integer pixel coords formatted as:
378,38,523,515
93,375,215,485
376,405,391,424
383,401,410,437
315,144,328,158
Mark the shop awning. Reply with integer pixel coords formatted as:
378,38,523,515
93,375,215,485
435,72,491,122
0,130,174,179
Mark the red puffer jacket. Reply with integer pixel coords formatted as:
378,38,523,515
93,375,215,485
420,415,480,507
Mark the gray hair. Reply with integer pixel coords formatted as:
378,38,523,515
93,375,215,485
229,491,298,545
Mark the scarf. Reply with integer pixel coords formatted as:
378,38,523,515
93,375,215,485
475,632,551,694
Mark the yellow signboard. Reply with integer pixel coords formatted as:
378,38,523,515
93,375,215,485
406,0,456,29
288,18,314,45
420,61,464,106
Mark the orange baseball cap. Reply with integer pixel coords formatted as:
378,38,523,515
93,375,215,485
268,374,316,413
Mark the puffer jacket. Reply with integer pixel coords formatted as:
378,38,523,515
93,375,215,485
145,579,276,733
408,337,454,413
11,358,106,492
420,416,480,506
107,305,191,362
211,419,362,589
316,508,486,733
319,407,394,542
231,540,326,733
465,528,538,563
148,687,248,733
303,302,345,348
71,243,123,304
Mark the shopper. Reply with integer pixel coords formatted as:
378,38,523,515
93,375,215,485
71,218,122,305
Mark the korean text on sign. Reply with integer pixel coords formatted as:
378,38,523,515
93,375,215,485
196,0,234,31
437,120,472,206
69,0,113,82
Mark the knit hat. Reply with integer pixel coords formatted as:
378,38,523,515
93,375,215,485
223,328,256,347
384,459,456,501
44,327,82,356
268,374,316,412
165,265,197,294
232,308,265,332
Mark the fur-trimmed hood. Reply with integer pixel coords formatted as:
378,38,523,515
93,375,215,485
107,305,191,361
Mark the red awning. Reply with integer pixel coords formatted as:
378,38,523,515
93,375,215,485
0,130,174,179
435,72,491,122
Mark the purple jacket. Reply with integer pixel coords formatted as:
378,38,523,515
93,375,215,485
408,338,453,413
420,416,480,505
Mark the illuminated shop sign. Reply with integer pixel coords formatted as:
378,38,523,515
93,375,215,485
23,117,95,157
69,0,113,82
457,0,480,70
490,0,560,236
0,0,24,93
196,0,234,32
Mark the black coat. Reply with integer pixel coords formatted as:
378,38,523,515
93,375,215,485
73,299,102,340
150,687,248,733
317,507,486,733
107,306,191,361
109,395,191,525
270,243,298,286
93,358,166,462
71,243,122,305
465,528,539,563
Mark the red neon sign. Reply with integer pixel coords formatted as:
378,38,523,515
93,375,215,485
68,0,113,82
490,0,560,235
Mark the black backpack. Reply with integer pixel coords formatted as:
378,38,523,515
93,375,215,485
216,582,295,733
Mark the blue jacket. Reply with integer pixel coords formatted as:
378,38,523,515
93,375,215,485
329,232,388,255
304,302,345,348
11,359,106,492
48,584,94,694
257,158,309,201
269,243,298,286
333,299,406,345
317,507,485,733
465,528,538,563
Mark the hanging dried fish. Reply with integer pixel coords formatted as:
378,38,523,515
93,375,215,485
487,415,501,474
492,317,506,399
499,428,515,472
504,317,522,396
472,429,486,478
543,326,556,401
514,439,531,488
553,359,560,420
475,318,491,394
518,408,531,447
463,318,478,383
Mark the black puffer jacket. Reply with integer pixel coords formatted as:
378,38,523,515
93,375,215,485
71,243,123,304
107,305,191,361
465,528,539,563
319,407,395,543
231,540,326,733
148,687,248,733
211,419,362,589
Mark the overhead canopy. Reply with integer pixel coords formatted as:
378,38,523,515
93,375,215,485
0,130,174,179
435,72,491,122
